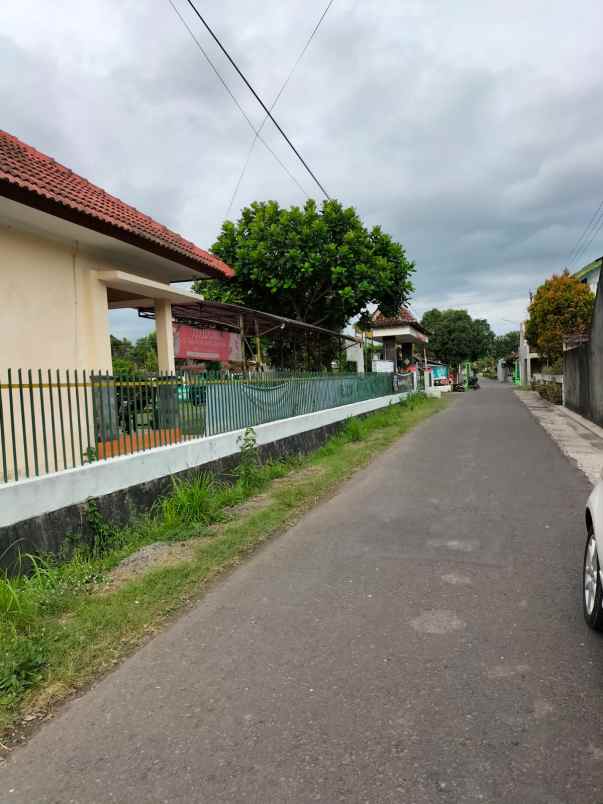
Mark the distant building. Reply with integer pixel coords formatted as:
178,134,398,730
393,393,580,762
574,256,601,295
518,321,543,385
368,307,429,373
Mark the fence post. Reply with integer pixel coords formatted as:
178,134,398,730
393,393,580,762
0,370,8,482
0,367,401,484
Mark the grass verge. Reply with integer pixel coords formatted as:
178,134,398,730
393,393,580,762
0,393,446,740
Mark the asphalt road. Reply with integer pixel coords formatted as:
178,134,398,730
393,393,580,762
4,381,603,803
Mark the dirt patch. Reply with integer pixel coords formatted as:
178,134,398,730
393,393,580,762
102,470,326,594
223,493,271,519
101,540,201,593
271,465,323,485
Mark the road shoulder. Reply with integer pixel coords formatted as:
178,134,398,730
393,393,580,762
515,389,603,484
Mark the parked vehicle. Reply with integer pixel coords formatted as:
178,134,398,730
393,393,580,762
583,471,603,630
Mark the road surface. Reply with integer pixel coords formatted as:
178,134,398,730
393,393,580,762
3,381,603,803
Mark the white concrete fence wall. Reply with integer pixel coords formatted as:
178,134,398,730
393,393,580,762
0,392,409,530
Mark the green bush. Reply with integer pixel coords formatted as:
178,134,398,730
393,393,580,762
84,500,122,558
401,392,426,411
542,357,563,375
343,417,364,442
159,474,228,530
233,427,261,489
0,633,48,701
532,382,562,404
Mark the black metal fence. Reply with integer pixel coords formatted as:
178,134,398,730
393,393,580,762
0,369,408,484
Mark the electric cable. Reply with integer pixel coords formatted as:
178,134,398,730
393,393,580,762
225,0,335,217
184,0,330,200
168,0,309,199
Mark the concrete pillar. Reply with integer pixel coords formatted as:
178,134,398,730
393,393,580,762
155,300,175,374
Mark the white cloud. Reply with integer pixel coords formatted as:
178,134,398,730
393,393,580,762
3,0,603,338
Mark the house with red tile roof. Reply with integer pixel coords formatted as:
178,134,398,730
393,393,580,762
0,130,233,373
369,307,429,373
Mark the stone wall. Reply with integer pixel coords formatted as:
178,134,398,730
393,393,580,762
564,280,603,426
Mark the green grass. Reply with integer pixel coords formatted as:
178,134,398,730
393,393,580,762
0,393,446,737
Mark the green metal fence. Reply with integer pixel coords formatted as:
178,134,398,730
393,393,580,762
0,369,402,483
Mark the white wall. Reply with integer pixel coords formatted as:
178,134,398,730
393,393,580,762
0,392,407,529
0,223,112,371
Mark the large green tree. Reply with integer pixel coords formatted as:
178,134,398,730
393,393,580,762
110,333,158,373
493,330,520,360
421,309,495,366
193,199,415,332
526,271,595,361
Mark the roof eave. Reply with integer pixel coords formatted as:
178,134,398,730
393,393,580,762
372,320,429,336
0,177,233,281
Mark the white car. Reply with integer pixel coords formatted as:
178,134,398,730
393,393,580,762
584,474,603,629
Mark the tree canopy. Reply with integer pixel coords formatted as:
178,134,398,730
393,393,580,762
525,271,594,361
493,330,520,360
111,333,158,374
421,309,495,366
193,199,415,333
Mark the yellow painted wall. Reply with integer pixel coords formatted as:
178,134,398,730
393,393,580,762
0,222,112,371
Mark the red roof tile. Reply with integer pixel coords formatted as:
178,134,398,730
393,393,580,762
372,307,427,332
0,130,234,280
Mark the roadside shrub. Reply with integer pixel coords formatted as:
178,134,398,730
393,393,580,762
159,474,226,530
0,578,38,630
0,633,48,701
343,416,364,442
234,427,261,489
0,553,96,632
401,392,426,411
541,357,563,376
85,500,122,558
532,382,562,405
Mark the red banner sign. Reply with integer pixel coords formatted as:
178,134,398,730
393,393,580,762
173,324,242,363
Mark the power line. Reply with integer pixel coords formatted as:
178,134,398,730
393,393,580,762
572,206,603,270
167,0,309,200
226,0,335,218
184,0,331,200
569,201,603,270
566,198,603,270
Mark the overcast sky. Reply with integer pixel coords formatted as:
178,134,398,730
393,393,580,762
4,0,603,339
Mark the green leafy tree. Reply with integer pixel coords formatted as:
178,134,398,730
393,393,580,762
470,318,495,361
132,333,158,372
526,271,594,361
422,309,494,366
493,331,520,360
193,199,415,332
110,333,158,373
